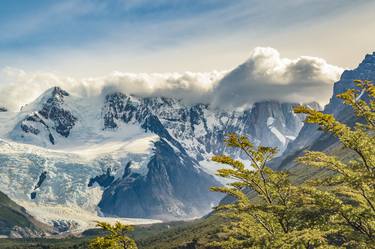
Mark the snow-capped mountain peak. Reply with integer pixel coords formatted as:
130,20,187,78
0,84,315,229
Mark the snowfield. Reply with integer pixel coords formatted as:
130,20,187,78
0,123,159,232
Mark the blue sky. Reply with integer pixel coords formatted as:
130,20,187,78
0,0,374,76
0,1,232,50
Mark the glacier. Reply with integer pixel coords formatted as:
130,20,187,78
0,84,314,232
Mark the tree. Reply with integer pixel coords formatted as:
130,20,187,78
294,80,375,247
89,221,138,249
210,134,334,248
210,80,375,248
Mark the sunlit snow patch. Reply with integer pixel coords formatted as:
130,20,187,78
267,117,286,146
18,201,161,234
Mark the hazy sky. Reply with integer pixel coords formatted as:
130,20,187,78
0,0,374,77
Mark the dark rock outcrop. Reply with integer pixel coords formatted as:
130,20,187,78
88,168,115,188
12,87,77,145
30,171,48,200
38,87,76,138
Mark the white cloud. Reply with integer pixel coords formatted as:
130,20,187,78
0,47,343,111
0,67,225,111
211,47,344,108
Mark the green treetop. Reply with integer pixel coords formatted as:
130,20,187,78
89,221,138,249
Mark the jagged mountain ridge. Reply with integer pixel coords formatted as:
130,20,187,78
0,81,314,227
11,88,312,156
100,91,313,160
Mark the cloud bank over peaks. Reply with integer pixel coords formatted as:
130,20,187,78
211,47,344,108
0,47,343,111
0,68,226,111
101,71,226,105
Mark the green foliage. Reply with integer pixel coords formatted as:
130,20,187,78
0,217,224,249
134,217,224,249
0,236,89,249
295,80,375,247
211,80,375,248
89,222,138,249
210,134,333,248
